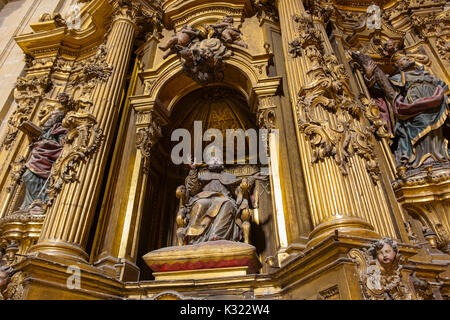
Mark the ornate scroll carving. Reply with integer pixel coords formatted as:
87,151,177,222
382,0,448,26
288,14,323,59
257,96,277,130
360,96,392,140
69,44,113,105
292,13,380,183
46,111,103,205
6,157,27,193
253,0,279,22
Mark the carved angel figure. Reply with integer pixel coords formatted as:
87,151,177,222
208,16,248,48
158,25,201,59
175,158,264,246
351,52,450,169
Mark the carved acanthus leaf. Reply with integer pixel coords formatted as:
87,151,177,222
253,0,279,22
6,157,27,193
136,113,162,173
0,75,52,151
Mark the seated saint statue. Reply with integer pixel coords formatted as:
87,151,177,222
176,158,263,246
20,110,68,210
351,52,450,170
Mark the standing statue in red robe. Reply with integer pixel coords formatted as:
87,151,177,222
19,110,68,210
351,52,450,170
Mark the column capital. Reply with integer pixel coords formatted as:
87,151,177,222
136,111,163,174
130,95,167,174
110,0,163,37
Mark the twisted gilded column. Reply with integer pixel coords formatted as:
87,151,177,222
276,0,402,246
29,1,139,262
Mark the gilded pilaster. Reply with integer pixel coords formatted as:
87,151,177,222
276,0,403,246
258,12,314,252
29,0,139,262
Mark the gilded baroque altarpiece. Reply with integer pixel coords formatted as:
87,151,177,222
0,0,448,300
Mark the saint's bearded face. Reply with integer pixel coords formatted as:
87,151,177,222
397,56,415,71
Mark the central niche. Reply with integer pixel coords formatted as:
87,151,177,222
136,86,276,280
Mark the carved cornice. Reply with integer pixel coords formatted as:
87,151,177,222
162,0,253,29
393,164,450,189
14,0,113,58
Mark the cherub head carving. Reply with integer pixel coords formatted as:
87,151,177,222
368,237,398,271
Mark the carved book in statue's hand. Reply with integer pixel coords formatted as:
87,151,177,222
18,120,43,140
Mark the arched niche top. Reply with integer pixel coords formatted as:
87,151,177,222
142,48,280,117
161,0,254,29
